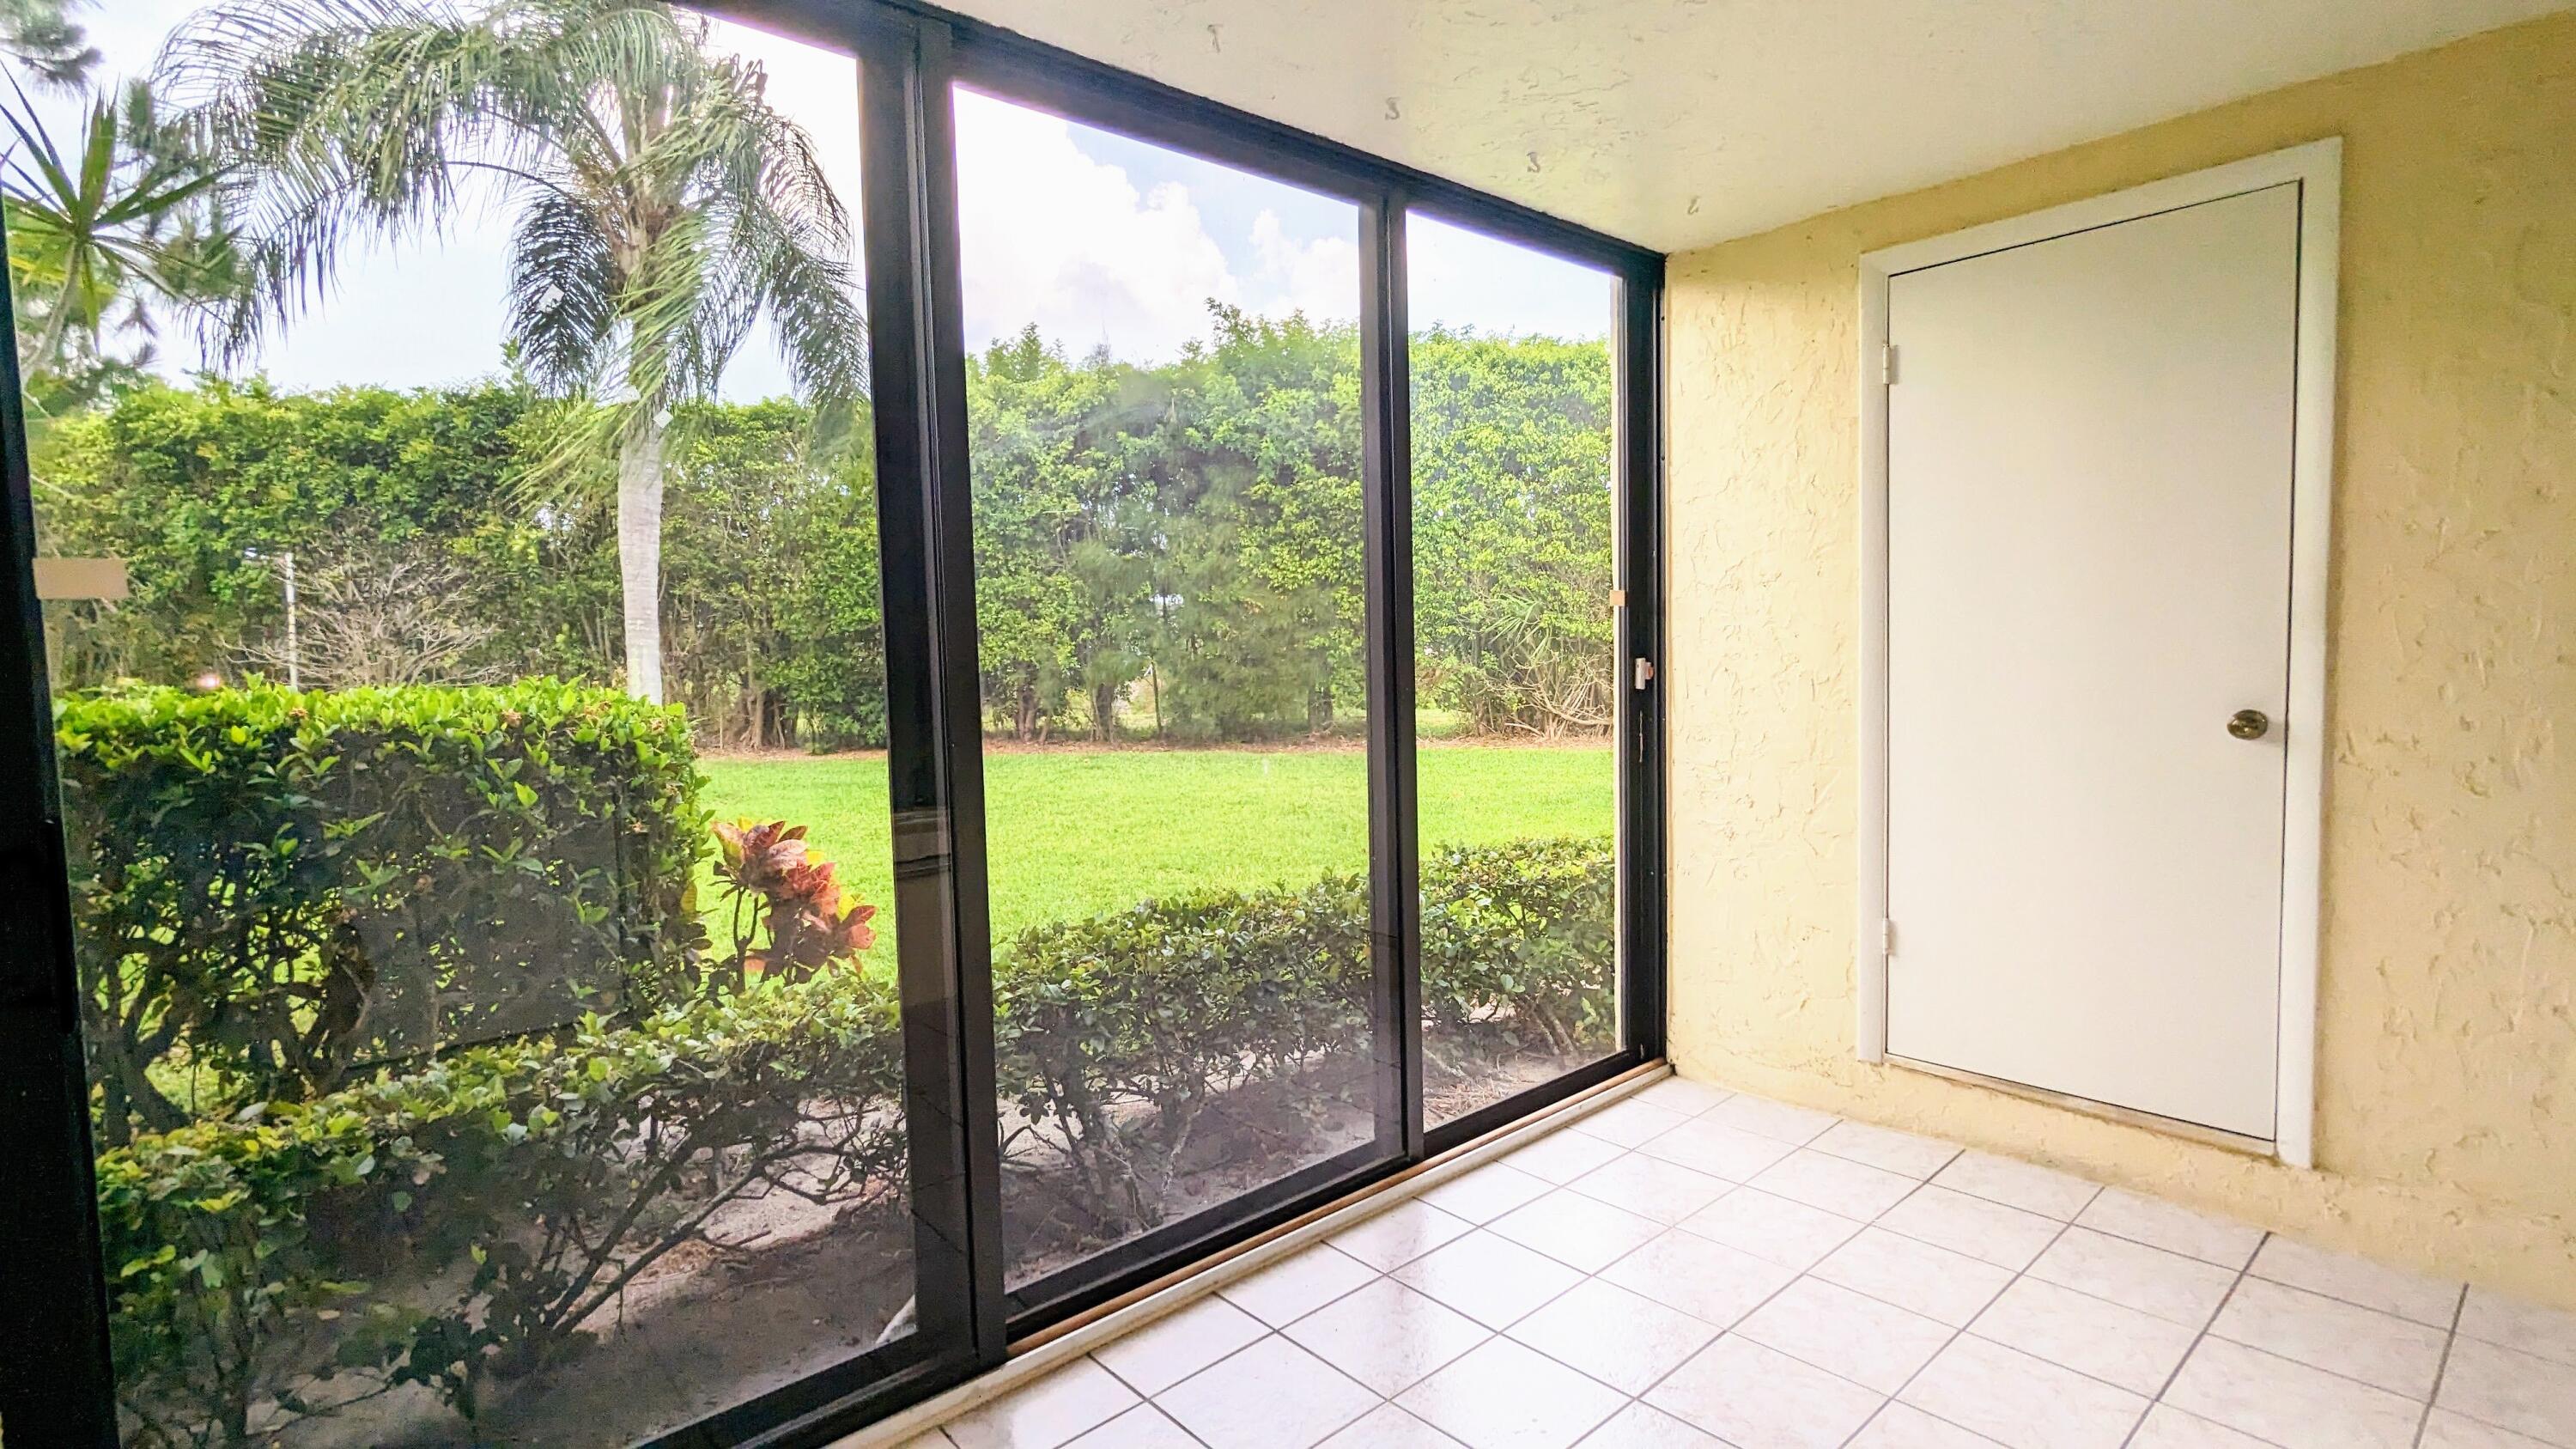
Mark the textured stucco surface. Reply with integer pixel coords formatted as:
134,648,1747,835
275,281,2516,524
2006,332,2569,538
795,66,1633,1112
1665,12,2576,1306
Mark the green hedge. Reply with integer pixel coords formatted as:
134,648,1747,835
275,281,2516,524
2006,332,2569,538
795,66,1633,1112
56,680,705,1146
99,974,907,1444
70,681,1610,1442
995,837,1617,1234
1421,837,1617,1056
999,874,1375,1228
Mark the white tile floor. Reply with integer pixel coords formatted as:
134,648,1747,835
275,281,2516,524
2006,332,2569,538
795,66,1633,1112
897,1078,2576,1449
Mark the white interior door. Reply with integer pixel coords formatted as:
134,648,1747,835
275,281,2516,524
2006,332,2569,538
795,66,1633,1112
1882,183,2300,1140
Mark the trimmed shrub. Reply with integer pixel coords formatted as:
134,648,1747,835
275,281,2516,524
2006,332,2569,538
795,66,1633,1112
98,972,907,1444
55,681,705,1144
996,874,1374,1230
995,837,1615,1234
91,798,1609,1444
1421,837,1619,1059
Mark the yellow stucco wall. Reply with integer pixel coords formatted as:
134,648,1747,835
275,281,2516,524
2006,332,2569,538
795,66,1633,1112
1663,11,2576,1305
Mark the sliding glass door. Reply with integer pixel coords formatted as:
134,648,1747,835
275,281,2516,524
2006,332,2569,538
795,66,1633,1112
0,3,1659,1444
948,87,1393,1313
0,12,993,1446
1406,216,1629,1132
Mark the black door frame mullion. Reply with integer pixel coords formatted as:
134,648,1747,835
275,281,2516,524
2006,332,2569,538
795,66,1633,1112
1616,265,1668,1061
0,218,121,1449
897,12,1012,1375
1360,193,1427,1165
639,13,1005,1445
854,3,1010,1377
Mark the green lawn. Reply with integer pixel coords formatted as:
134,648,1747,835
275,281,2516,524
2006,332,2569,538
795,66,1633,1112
696,742,1613,949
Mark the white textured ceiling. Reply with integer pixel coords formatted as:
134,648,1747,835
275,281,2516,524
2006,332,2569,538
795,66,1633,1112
938,0,2573,253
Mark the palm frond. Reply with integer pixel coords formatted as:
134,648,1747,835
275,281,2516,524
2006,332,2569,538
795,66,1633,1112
506,185,617,390
163,0,866,410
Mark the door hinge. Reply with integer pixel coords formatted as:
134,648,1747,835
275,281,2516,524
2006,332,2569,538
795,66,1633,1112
1632,657,1656,691
1881,343,1899,386
1880,918,1896,957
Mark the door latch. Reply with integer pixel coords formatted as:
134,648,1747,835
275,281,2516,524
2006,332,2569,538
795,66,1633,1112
1633,657,1655,691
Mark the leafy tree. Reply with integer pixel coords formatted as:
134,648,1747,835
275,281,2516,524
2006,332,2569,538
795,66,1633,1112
961,309,1367,743
1157,307,1364,737
656,396,883,748
963,326,1158,741
163,0,865,703
768,439,887,746
36,324,1614,747
33,379,543,686
1411,327,1614,735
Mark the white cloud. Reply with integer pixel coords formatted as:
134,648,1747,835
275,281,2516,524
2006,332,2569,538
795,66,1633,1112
1407,213,1616,341
1249,210,1360,326
951,90,1241,363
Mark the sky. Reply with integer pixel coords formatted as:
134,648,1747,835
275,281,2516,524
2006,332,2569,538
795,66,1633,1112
28,0,1613,399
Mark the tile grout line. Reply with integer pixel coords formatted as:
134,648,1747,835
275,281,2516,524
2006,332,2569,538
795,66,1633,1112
1042,1120,1918,1449
1411,1105,1751,1446
1588,1130,2213,1446
1285,1139,1656,1447
1498,1103,1852,1440
2227,1245,2472,1329
1832,1166,1970,1449
2194,1288,2470,1403
1139,1323,1374,1449
913,1068,1681,1446
1082,1339,1220,1449
1613,1179,1849,1429
1820,1190,2222,1380
1139,1399,1218,1449
1132,1245,1401,1449
952,1099,2517,1449
1497,1134,1712,1438
2411,1282,2470,1448
1405,1105,1723,1438
1844,1177,2094,1449
1489,1154,1692,1446
1673,1170,2463,1449
2117,1228,2267,1449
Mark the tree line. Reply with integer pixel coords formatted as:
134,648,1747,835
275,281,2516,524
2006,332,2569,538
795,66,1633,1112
35,314,1614,747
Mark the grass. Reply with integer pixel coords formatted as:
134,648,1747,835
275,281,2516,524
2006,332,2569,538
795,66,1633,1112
695,741,1614,950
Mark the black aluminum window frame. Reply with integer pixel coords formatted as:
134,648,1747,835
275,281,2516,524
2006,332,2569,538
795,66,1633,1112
0,1,1664,1445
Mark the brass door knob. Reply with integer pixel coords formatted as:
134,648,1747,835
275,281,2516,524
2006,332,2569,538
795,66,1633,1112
2227,709,2271,740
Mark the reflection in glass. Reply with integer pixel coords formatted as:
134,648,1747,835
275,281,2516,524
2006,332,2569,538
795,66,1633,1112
30,9,914,1442
951,87,1381,1291
1406,214,1624,1127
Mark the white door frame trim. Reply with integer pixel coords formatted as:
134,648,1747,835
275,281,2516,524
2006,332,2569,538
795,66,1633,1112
1853,138,2339,1168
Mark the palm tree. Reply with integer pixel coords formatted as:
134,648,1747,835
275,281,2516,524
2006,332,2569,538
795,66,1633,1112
0,0,99,88
162,0,865,703
1,77,234,404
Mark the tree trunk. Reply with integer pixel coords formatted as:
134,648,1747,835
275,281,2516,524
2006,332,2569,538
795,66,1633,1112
29,288,77,380
617,422,668,703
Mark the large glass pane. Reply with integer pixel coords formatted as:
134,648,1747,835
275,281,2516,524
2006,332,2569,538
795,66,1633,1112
950,88,1380,1293
21,8,937,1441
1406,215,1624,1127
